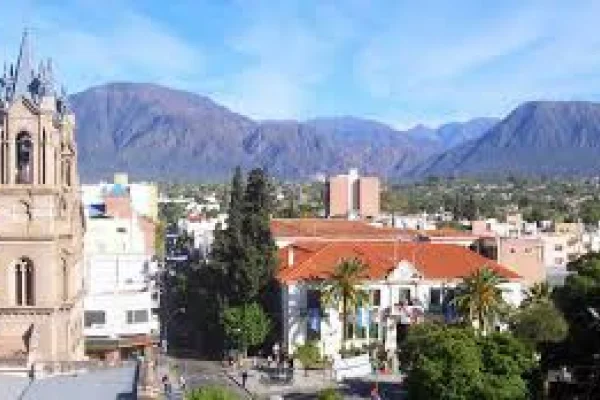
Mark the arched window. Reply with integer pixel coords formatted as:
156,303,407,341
62,259,68,302
16,132,33,184
14,257,34,306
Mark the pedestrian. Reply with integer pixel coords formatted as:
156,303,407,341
179,375,186,391
370,385,382,400
241,370,248,388
161,374,169,394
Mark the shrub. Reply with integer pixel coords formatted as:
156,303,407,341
185,385,239,400
317,388,343,400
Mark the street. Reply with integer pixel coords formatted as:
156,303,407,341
163,357,251,399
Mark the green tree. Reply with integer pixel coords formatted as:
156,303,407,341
403,324,484,399
477,332,535,400
242,168,278,301
402,324,534,400
522,282,551,308
222,302,271,355
453,267,506,334
294,341,321,376
552,252,600,375
321,258,369,346
185,385,239,400
210,167,247,305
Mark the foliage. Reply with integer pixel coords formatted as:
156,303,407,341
317,388,343,400
452,267,506,334
552,252,600,369
185,385,239,400
403,324,484,399
294,341,322,374
154,220,166,258
511,301,568,347
402,323,534,400
222,302,271,353
521,282,551,308
321,258,369,344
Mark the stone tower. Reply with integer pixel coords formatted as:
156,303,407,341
0,31,85,364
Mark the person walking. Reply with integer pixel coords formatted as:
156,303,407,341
179,374,186,392
241,370,249,388
370,385,382,400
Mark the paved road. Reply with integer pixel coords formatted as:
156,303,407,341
165,358,250,399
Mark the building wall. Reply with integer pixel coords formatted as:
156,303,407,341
283,261,523,357
0,101,84,362
358,177,380,218
497,237,545,285
327,176,349,217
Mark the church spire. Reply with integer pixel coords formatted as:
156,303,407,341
13,29,34,98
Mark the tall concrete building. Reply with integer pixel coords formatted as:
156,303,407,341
0,32,85,366
325,169,380,219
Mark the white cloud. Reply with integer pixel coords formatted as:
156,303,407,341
354,0,600,124
0,1,205,93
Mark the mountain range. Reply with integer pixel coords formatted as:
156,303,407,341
70,82,600,182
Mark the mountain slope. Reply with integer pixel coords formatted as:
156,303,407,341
405,118,498,150
414,101,600,178
73,83,488,182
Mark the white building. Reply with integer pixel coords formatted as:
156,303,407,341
277,241,523,369
178,213,227,257
82,184,159,360
82,173,158,221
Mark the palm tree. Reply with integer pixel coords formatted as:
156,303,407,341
452,266,506,334
321,258,369,347
522,282,551,308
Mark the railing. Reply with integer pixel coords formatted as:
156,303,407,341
35,359,137,376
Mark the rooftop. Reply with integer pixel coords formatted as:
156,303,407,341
277,241,520,283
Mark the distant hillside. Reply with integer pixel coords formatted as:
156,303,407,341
71,83,487,182
412,101,600,178
405,118,498,150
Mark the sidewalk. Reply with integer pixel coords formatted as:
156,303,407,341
224,364,337,397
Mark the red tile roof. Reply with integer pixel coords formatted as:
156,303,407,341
277,241,520,283
271,218,411,240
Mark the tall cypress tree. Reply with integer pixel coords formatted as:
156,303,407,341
242,168,280,345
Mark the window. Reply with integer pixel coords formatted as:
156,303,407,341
398,288,411,303
430,287,442,307
306,290,321,341
356,325,367,339
62,259,68,301
371,289,381,307
14,257,34,306
346,322,354,339
555,244,564,251
126,309,149,324
369,322,379,339
116,227,127,233
15,132,33,184
555,258,564,265
509,248,516,253
525,248,532,253
84,310,106,327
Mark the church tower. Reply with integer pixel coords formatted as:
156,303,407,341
0,31,85,364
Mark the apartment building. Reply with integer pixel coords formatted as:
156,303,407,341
325,169,380,219
82,182,159,360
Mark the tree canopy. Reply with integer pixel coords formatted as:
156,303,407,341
402,323,534,400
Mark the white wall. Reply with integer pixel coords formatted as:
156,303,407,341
84,291,159,338
283,262,524,358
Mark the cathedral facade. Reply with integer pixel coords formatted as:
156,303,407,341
0,32,85,364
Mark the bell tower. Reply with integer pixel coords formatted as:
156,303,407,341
0,30,85,366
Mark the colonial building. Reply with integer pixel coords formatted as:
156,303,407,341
277,241,523,368
0,32,85,366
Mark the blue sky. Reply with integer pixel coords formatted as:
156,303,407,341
2,0,600,128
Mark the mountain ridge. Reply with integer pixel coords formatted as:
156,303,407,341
71,82,493,182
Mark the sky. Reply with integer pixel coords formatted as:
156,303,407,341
1,0,600,129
